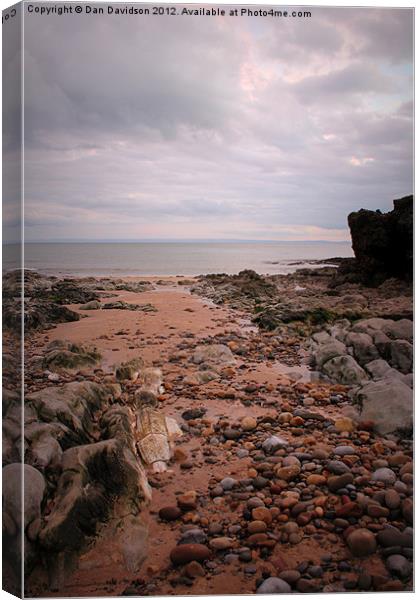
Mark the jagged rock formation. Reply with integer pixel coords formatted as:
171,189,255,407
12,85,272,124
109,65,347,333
336,195,413,286
1,347,171,589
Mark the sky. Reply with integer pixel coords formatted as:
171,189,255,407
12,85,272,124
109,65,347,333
3,3,414,242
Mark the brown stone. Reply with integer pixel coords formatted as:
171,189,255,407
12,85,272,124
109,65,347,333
170,544,211,565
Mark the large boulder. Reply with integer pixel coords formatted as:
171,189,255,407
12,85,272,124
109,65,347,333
354,379,413,435
323,355,368,386
345,332,379,366
2,463,46,574
313,339,347,369
389,340,413,374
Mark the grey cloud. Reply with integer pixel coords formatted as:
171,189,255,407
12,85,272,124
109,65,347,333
9,5,413,242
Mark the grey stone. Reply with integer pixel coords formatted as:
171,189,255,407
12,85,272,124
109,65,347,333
390,340,413,374
257,577,292,594
313,340,347,369
345,332,379,365
262,435,288,454
371,468,397,485
323,355,368,385
355,379,413,435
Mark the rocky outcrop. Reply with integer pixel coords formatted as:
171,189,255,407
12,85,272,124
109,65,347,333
310,317,413,434
337,195,413,286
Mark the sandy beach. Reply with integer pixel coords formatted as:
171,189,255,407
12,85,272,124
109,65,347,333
1,264,411,596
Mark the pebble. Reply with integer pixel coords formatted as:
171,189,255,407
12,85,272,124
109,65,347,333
179,529,207,545
170,544,212,565
262,436,288,453
256,577,291,594
248,520,267,534
252,507,272,524
241,416,257,431
384,489,401,509
371,468,397,485
177,491,197,511
209,537,234,551
327,473,354,492
159,506,182,521
346,528,377,557
220,477,237,491
184,560,205,578
278,569,301,584
386,554,412,579
326,460,351,475
334,445,358,456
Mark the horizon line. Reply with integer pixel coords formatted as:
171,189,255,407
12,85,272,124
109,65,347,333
18,238,352,244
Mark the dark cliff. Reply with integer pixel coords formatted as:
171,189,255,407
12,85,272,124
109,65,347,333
336,195,413,286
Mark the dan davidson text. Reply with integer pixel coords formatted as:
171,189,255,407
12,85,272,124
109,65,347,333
26,5,228,16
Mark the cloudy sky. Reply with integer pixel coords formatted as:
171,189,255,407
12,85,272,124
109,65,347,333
7,4,414,241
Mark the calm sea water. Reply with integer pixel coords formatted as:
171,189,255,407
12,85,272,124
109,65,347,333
5,242,354,277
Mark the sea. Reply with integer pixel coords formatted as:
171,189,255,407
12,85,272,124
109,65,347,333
4,241,354,277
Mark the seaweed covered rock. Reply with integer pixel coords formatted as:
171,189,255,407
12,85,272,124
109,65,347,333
26,381,119,448
42,340,101,372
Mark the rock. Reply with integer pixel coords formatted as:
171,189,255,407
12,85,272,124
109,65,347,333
220,477,237,491
345,332,379,366
192,344,235,366
389,340,413,374
386,555,412,579
401,498,413,524
323,355,368,385
334,445,358,456
365,359,400,380
43,341,101,373
313,340,347,369
326,460,351,475
247,521,267,534
241,416,257,431
159,506,182,521
79,300,101,310
355,379,412,435
342,195,413,285
371,468,397,485
184,560,205,578
170,544,212,566
256,577,292,594
27,381,119,447
376,527,406,547
3,463,45,571
366,504,390,518
209,537,234,551
346,529,377,557
262,436,288,454
384,490,401,510
179,529,207,545
334,417,355,432
327,473,354,492
177,491,197,511
115,358,144,382
181,408,206,421
276,464,300,481
278,570,301,584
39,433,150,560
251,507,272,524
306,474,326,486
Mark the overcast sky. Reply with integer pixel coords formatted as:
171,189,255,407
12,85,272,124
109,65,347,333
9,5,414,241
